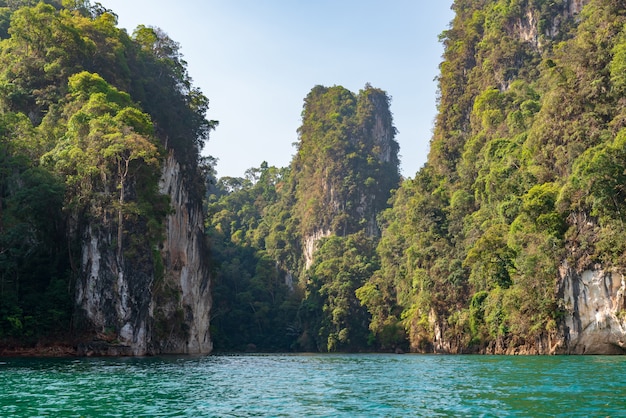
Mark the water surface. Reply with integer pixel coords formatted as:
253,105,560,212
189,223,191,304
0,354,624,417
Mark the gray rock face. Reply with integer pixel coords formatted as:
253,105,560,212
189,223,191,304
512,0,590,50
75,151,211,355
303,229,331,270
558,263,626,354
76,224,154,355
157,152,212,354
568,0,587,15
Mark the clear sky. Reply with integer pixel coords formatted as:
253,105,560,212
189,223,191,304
98,1,455,179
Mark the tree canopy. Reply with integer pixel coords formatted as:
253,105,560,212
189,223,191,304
0,0,213,347
208,0,626,354
4,0,625,354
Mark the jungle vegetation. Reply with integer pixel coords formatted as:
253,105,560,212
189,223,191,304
0,0,213,346
209,0,626,353
3,0,625,354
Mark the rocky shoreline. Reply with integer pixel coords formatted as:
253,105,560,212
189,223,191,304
0,344,78,357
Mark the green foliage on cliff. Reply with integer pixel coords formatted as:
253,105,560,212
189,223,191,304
207,164,302,351
301,232,378,352
207,85,401,352
361,0,626,353
0,0,213,345
4,0,621,354
212,0,626,354
293,85,400,238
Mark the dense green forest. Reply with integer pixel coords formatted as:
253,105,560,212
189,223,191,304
209,0,626,354
208,85,400,352
0,0,213,348
2,0,626,354
388,0,626,353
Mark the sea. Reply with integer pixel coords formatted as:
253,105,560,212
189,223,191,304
0,353,624,417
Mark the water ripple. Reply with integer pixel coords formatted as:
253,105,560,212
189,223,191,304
1,354,625,417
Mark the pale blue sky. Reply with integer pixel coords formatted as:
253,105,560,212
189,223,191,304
99,1,454,178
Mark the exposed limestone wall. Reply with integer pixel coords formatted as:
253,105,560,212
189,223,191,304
76,225,154,356
158,152,212,354
428,309,457,354
514,10,539,47
304,229,331,270
513,0,590,49
370,106,395,164
557,263,626,354
568,0,587,15
75,151,211,355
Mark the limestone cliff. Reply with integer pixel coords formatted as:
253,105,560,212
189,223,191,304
303,229,331,271
76,224,154,356
156,152,212,354
294,85,400,271
75,152,211,355
512,0,590,49
422,262,626,355
557,263,626,354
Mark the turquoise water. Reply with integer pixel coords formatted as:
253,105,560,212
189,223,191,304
0,354,624,417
